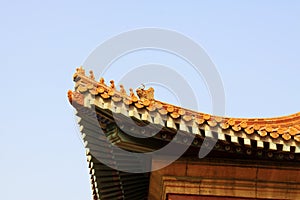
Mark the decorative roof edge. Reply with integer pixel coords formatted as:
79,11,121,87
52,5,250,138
69,67,300,151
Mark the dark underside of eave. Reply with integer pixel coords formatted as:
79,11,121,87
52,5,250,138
77,107,150,200
88,155,149,200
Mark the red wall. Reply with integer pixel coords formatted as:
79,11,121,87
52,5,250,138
168,194,262,200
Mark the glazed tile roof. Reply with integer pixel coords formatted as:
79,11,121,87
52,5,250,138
69,67,300,154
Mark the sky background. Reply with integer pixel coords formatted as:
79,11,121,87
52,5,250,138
1,1,300,199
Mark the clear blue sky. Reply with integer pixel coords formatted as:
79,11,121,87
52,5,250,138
0,1,299,199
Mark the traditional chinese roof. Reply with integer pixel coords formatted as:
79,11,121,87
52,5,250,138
68,67,300,199
69,67,300,153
